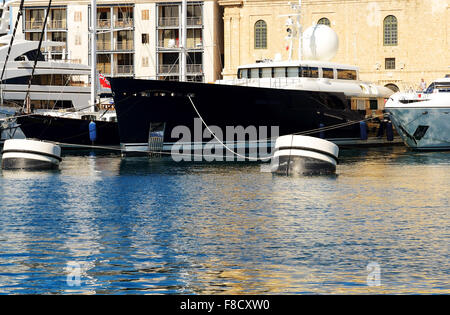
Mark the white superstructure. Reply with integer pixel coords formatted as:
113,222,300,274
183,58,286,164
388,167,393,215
0,35,92,111
216,59,393,100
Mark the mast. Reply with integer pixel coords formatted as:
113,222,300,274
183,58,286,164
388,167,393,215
284,0,302,61
90,0,97,111
180,0,187,82
292,0,302,61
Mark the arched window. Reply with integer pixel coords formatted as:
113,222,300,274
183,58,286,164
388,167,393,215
385,83,400,93
383,15,398,46
317,17,331,27
254,20,267,49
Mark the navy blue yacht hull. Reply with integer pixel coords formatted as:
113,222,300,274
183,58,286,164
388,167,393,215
110,78,365,155
16,114,120,146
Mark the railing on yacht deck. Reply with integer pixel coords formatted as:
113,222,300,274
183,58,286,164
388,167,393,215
216,77,303,89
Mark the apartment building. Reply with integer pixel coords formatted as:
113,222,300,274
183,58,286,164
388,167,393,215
11,0,223,83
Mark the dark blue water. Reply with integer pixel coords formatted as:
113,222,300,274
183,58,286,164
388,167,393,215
0,146,448,294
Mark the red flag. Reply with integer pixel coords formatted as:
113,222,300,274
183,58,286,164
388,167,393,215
99,73,111,89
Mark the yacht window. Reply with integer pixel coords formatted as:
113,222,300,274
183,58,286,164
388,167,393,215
434,82,450,92
301,67,319,78
369,99,378,110
250,68,259,79
240,69,248,79
300,67,309,77
425,83,435,94
273,67,286,78
322,68,334,79
310,68,319,78
287,67,298,78
261,68,272,78
337,69,357,80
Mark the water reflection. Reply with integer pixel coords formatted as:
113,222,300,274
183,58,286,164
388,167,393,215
0,147,448,294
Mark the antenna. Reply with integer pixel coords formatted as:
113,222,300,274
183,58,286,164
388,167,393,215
283,1,302,61
180,0,187,82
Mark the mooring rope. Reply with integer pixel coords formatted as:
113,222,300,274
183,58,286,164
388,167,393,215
187,95,270,161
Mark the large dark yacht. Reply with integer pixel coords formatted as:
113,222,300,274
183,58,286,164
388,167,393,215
110,57,393,156
109,2,393,158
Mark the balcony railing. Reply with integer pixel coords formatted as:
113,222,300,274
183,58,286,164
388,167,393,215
115,65,134,75
158,39,202,49
186,40,203,49
25,20,68,30
157,16,202,28
47,19,67,30
115,41,134,51
187,17,202,26
158,17,179,27
114,18,133,28
97,41,111,51
47,45,65,52
25,20,45,30
97,19,111,29
187,64,203,74
158,64,179,74
158,39,179,49
97,64,111,75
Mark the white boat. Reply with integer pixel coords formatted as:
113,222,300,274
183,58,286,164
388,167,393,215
0,1,119,145
385,76,450,150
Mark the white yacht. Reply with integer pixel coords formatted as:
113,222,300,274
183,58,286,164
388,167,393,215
385,76,450,150
0,35,92,111
0,1,119,145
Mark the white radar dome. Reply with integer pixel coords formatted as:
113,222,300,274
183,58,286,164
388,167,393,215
302,24,339,61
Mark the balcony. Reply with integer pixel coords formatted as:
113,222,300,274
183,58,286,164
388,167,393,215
187,64,202,74
115,65,134,75
97,19,111,29
115,41,134,51
158,39,179,49
97,64,111,75
24,20,45,31
47,45,65,52
187,17,202,26
158,64,179,75
47,19,67,30
186,39,203,49
114,18,133,29
158,17,179,27
97,41,111,51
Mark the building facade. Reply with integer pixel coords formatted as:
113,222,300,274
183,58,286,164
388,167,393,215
11,0,224,83
219,0,450,91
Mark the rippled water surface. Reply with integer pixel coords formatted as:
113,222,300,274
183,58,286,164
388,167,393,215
0,146,448,294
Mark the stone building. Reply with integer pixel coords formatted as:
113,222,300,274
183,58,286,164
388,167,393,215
219,0,450,91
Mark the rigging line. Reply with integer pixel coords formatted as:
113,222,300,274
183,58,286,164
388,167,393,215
22,0,53,113
187,95,270,162
44,140,271,162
